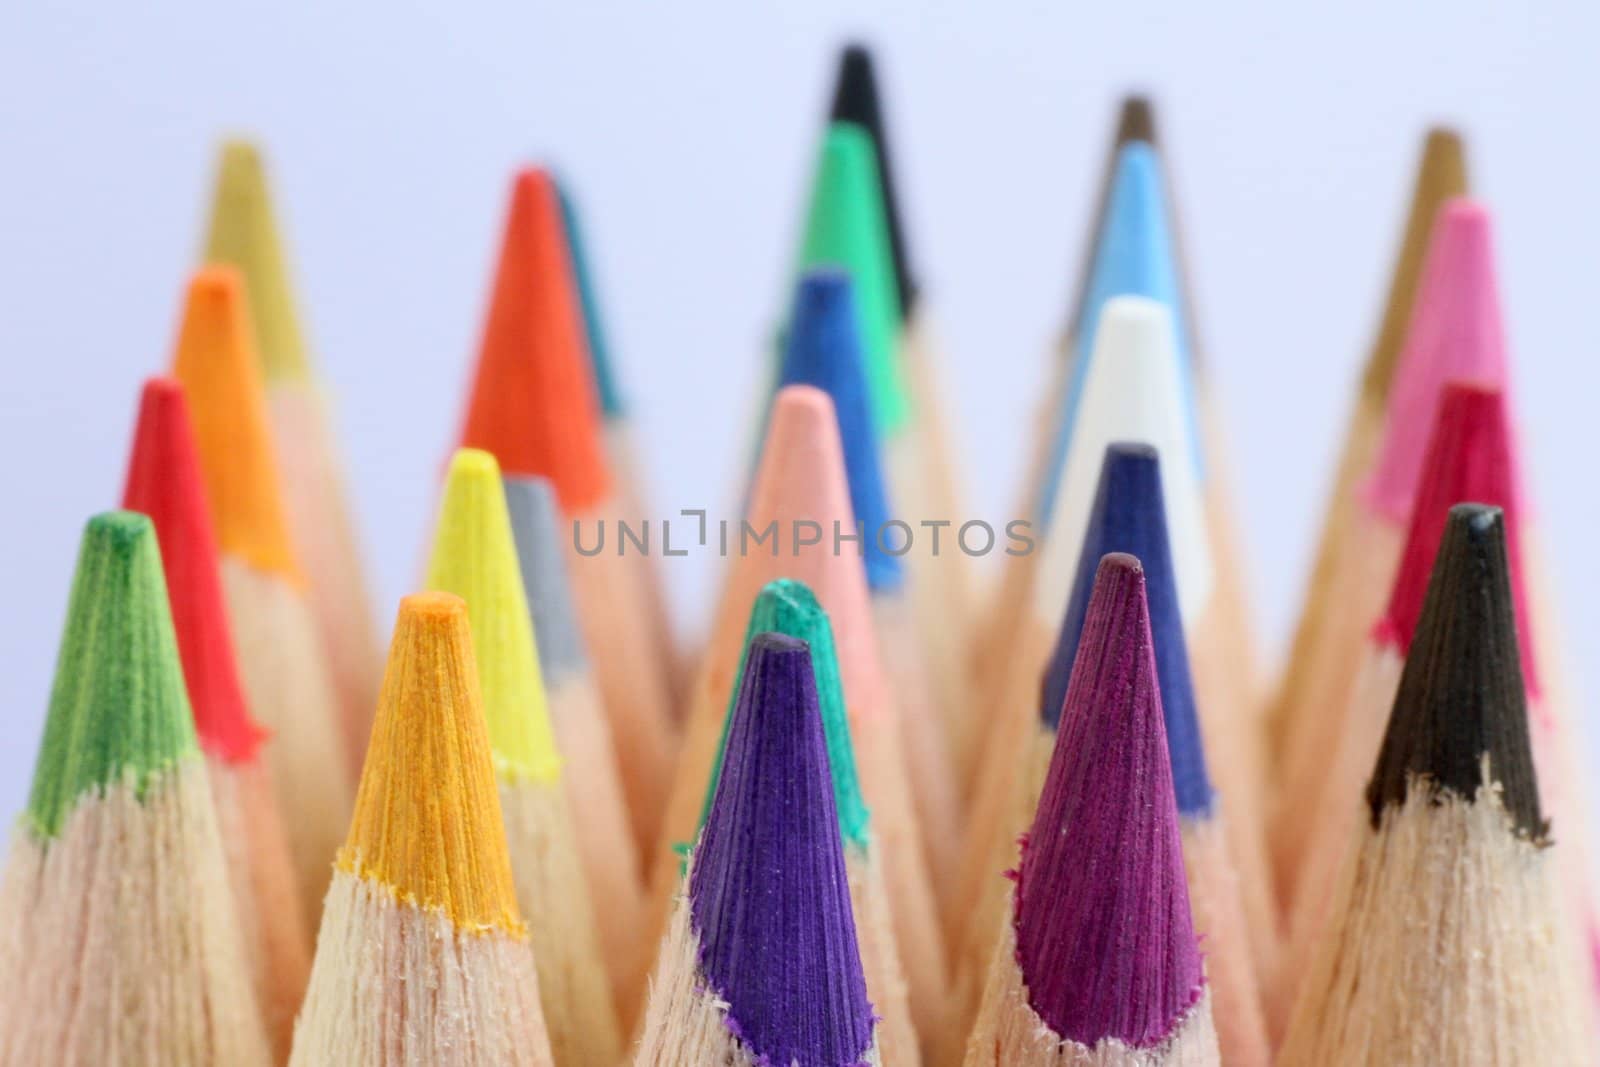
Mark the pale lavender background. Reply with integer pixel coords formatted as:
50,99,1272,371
2,2,1597,820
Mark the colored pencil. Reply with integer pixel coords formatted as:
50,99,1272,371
778,268,961,899
1279,382,1600,1040
290,593,554,1066
1052,144,1271,936
635,632,881,1066
460,166,678,864
1041,445,1266,1064
963,554,1219,1066
556,175,685,702
503,472,645,1009
171,266,353,929
425,449,623,1066
1277,506,1586,1065
1263,128,1467,779
1267,199,1507,899
0,512,271,1066
694,579,920,1065
645,386,946,1050
204,140,383,776
958,297,1269,970
830,44,980,793
122,377,311,1061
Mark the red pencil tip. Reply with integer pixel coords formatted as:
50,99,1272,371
459,166,611,512
1377,381,1536,691
122,377,268,763
1368,198,1509,521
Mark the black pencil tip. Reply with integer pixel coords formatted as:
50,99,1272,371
828,41,916,314
1366,504,1545,840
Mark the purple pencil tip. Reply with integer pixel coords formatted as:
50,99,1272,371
1015,553,1204,1047
689,631,875,1067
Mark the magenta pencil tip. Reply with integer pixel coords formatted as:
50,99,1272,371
1015,553,1204,1048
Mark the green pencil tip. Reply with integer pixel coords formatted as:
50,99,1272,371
26,511,198,839
793,122,911,437
695,579,870,857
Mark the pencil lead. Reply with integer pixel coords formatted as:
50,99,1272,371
426,449,562,786
27,512,198,837
829,42,916,315
1378,383,1533,683
121,378,267,764
169,266,303,583
699,579,870,853
1115,94,1157,144
501,475,589,686
1366,504,1543,839
1362,128,1470,403
690,632,875,1067
460,167,611,512
1018,553,1204,1046
341,592,524,934
202,140,312,384
779,270,901,593
554,176,624,419
1057,142,1201,485
722,385,886,719
1368,198,1508,522
1040,445,1212,817
1035,296,1212,631
794,123,909,436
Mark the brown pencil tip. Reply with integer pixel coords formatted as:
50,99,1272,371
1116,95,1157,145
1362,126,1471,401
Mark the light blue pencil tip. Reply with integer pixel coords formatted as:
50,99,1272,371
1039,143,1205,527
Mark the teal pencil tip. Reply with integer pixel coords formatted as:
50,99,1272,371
27,511,198,839
554,175,625,419
694,579,870,858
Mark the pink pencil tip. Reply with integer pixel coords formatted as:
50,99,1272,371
1367,197,1510,522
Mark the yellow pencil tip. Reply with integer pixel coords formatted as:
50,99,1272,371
203,138,313,383
426,449,563,785
342,592,526,935
170,267,304,582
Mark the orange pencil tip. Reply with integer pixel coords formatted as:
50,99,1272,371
459,166,610,513
170,267,303,583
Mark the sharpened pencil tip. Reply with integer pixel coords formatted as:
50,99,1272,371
1042,444,1212,816
1018,552,1203,1047
343,591,525,934
689,631,874,1067
1367,504,1544,840
28,511,198,839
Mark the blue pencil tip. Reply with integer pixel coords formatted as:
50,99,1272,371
1040,143,1204,525
778,270,902,593
1040,443,1213,817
